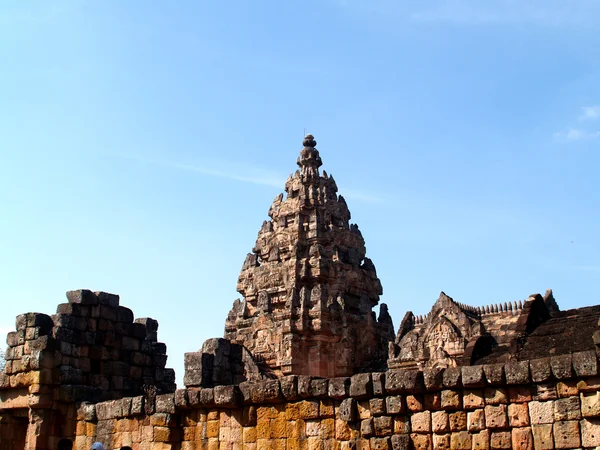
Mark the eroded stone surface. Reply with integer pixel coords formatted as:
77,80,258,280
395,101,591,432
225,135,393,377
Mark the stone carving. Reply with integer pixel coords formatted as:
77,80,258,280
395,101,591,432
225,135,394,377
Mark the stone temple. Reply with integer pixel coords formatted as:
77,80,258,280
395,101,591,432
2,134,600,450
224,134,394,378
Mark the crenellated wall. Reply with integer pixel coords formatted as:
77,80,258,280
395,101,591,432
64,351,600,450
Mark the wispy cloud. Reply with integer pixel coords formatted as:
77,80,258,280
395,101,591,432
554,128,600,141
580,106,600,120
123,154,385,204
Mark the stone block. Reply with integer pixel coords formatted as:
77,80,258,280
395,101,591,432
155,394,175,413
369,437,391,450
484,388,508,405
410,411,431,433
372,372,385,396
280,375,299,401
339,398,356,422
199,387,215,406
390,434,410,450
531,424,554,450
349,373,372,399
422,367,444,391
374,416,393,437
462,365,485,387
528,401,553,425
214,385,239,408
406,395,423,412
552,420,580,448
484,404,507,429
360,418,374,437
95,291,120,307
555,380,577,398
471,430,490,450
369,398,386,416
467,408,485,432
550,354,573,380
511,427,533,450
553,396,581,421
533,383,557,402
328,377,349,399
385,395,404,415
174,389,189,409
504,361,530,385
529,358,552,383
508,403,529,427
581,418,600,447
463,389,485,409
440,390,461,410
66,289,98,305
394,416,410,434
409,433,432,450
432,433,450,449
442,367,461,388
385,370,423,394
450,431,471,450
573,350,598,377
490,431,511,449
431,410,449,433
483,364,504,385
309,378,328,398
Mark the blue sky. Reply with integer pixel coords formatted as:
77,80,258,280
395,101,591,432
1,1,599,385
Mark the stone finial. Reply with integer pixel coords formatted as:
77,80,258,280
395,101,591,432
297,134,322,174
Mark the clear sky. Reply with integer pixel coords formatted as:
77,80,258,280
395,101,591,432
1,1,599,386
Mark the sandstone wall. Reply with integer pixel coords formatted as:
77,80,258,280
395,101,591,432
67,351,600,450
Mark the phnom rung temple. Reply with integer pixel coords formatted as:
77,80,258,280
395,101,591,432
2,135,600,450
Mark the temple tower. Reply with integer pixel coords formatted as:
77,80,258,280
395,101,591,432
225,135,394,377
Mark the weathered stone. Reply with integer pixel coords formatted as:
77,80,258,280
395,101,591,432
214,385,239,408
484,404,508,429
463,389,485,409
432,433,450,449
226,136,393,378
309,378,328,398
504,361,530,385
390,434,410,450
528,400,553,424
462,366,485,387
349,373,372,399
432,410,449,433
467,409,485,432
442,367,461,389
449,411,467,431
328,377,349,399
385,395,404,415
372,372,385,396
484,388,508,405
550,354,573,380
553,397,581,421
529,358,552,383
369,398,386,416
580,418,600,447
490,431,511,449
339,398,356,422
511,427,533,450
483,364,504,385
410,411,431,433
280,375,299,401
451,431,471,450
385,370,423,394
552,420,580,448
508,403,529,427
440,390,461,410
572,350,598,377
531,424,554,450
423,367,444,391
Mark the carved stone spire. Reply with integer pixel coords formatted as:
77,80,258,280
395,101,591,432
225,135,393,377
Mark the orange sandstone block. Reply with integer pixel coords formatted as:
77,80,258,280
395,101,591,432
270,418,287,439
243,426,257,443
256,419,271,439
206,420,220,438
153,426,171,442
